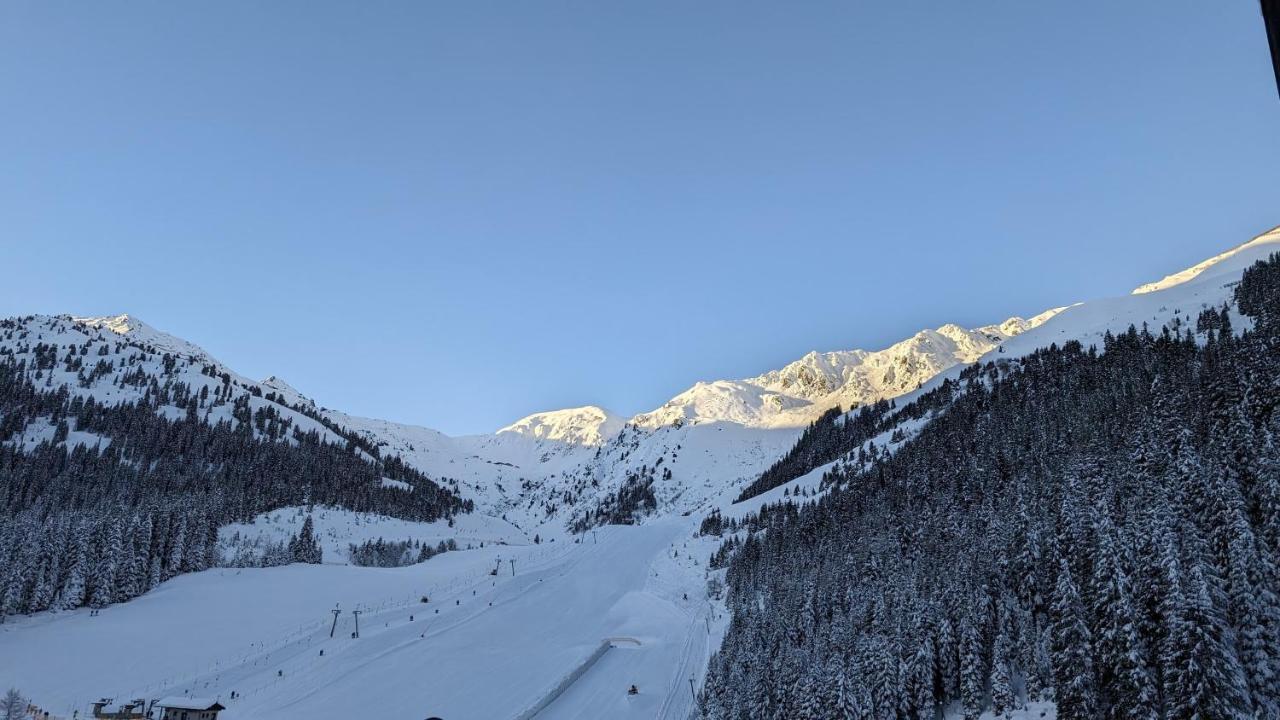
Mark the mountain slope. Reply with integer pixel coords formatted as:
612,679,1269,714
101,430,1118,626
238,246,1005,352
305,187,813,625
700,239,1280,720
632,312,1061,430
998,224,1280,361
497,405,626,446
0,314,468,618
0,305,1073,546
1131,223,1280,294
225,313,1070,535
728,225,1280,506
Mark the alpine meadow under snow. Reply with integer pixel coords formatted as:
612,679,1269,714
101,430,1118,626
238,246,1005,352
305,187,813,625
2,225,1280,719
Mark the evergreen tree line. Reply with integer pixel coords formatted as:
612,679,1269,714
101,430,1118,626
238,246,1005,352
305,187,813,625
219,513,326,568
222,520,325,569
735,398,903,504
347,536,457,567
0,497,219,620
0,353,469,617
699,254,1280,720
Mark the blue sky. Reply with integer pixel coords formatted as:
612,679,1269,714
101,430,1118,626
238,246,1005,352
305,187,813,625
2,2,1278,434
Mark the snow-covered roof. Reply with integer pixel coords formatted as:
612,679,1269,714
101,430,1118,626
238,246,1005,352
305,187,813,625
155,697,224,711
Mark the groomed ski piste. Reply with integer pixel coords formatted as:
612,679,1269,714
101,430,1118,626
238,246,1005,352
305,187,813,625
1,513,724,720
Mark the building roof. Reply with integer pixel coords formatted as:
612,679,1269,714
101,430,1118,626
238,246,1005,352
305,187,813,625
93,698,144,713
155,697,225,711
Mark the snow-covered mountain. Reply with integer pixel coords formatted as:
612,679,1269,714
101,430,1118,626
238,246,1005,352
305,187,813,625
633,311,1061,430
5,224,1280,720
59,306,1064,444
2,302,1069,538
497,406,626,447
6,224,1278,542
284,307,1070,526
72,313,216,363
0,313,364,454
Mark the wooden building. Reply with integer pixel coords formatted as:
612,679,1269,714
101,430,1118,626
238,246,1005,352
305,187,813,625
152,698,225,720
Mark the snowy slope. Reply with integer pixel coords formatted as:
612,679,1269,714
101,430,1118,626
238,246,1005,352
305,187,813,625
0,519,712,720
998,224,1280,360
72,314,216,363
1131,224,1280,294
776,223,1280,504
498,406,626,447
0,314,352,450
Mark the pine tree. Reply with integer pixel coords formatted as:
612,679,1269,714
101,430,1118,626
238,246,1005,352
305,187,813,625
990,625,1018,718
291,515,322,564
838,671,867,720
906,635,938,719
127,513,154,597
166,514,187,580
1090,520,1157,720
30,520,66,612
57,541,87,611
1167,558,1251,720
935,614,959,701
1051,563,1097,720
89,518,122,608
0,563,21,623
959,619,985,720
1219,487,1280,715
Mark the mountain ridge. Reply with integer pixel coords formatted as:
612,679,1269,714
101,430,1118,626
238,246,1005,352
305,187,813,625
10,223,1279,537
62,308,1065,441
8,305,1062,538
496,405,625,446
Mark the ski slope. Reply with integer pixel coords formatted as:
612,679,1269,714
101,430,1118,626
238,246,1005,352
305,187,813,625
0,518,713,720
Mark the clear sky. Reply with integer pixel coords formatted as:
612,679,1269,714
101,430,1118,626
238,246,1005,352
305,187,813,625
2,2,1278,435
